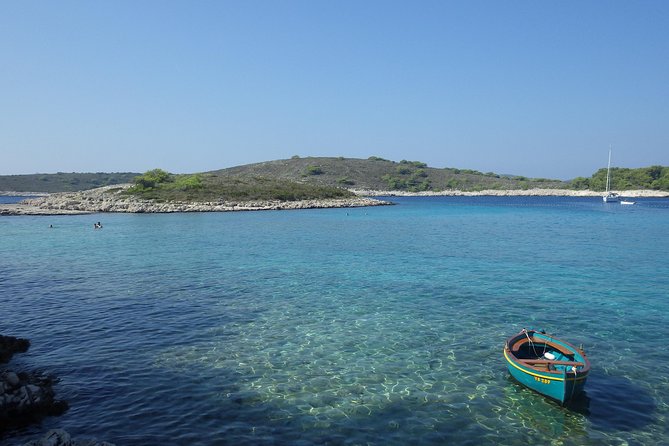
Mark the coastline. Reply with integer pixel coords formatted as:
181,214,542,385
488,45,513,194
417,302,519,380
0,205,91,216
1,186,667,216
351,188,669,197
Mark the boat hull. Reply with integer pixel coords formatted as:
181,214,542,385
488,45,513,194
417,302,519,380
504,330,590,404
603,194,619,203
504,348,587,403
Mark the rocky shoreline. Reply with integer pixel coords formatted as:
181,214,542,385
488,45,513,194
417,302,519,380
0,334,68,436
0,185,392,215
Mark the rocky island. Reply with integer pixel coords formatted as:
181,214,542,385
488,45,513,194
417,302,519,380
0,184,391,215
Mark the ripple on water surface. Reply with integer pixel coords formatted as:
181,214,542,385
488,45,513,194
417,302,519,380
1,197,668,445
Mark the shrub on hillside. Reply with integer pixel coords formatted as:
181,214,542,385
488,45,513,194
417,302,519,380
305,165,323,175
133,169,172,189
174,174,203,190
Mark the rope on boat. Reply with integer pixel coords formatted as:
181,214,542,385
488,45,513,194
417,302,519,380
523,328,543,358
521,329,582,405
568,366,578,403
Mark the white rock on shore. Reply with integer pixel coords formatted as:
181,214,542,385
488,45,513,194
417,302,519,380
351,188,669,197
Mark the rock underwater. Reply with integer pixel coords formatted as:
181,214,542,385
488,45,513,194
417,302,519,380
22,429,116,446
0,334,30,363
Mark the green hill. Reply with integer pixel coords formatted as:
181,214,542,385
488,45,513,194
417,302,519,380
2,157,668,194
121,158,570,203
124,168,354,202
209,156,567,192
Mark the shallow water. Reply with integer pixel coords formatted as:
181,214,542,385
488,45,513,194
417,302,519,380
1,196,668,445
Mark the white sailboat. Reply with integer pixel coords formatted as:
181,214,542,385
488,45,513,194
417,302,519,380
603,148,619,203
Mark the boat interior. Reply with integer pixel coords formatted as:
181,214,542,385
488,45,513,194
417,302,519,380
509,335,585,373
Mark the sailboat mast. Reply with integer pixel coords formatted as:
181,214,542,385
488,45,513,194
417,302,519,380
606,146,612,193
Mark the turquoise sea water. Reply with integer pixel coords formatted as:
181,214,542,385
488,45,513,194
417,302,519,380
1,196,668,445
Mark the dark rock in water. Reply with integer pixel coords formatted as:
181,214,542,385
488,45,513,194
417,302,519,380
1,335,69,433
22,429,116,446
5,371,20,387
0,335,30,363
0,370,69,432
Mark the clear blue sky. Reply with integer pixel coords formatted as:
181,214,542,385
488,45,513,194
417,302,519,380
2,1,667,179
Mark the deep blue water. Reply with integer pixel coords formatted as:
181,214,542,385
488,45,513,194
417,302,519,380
1,196,668,445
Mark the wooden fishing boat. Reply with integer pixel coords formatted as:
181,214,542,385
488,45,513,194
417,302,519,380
504,329,590,404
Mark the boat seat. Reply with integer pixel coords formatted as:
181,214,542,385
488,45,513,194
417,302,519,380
511,338,574,357
511,339,526,352
519,359,585,367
